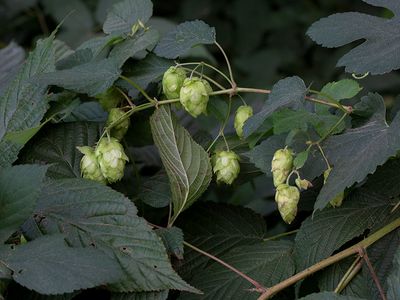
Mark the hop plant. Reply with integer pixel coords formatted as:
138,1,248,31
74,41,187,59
295,178,312,190
275,184,300,224
162,66,187,99
95,137,129,183
234,105,253,138
77,146,107,184
213,150,240,184
106,108,130,140
271,148,294,187
95,87,124,112
179,77,212,117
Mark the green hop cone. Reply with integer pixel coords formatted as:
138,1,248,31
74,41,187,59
95,87,124,112
275,184,300,224
179,77,212,117
162,66,187,99
324,168,345,207
213,150,240,184
106,108,130,140
95,138,129,183
77,146,107,184
271,148,294,187
234,105,253,138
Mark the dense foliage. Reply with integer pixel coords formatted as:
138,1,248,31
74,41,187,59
0,0,399,299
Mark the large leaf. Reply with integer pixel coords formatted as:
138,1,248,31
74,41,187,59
33,179,197,293
0,165,47,243
139,172,171,208
294,188,396,271
0,42,24,91
154,20,216,59
299,292,366,300
0,235,123,294
179,241,295,300
155,227,184,259
36,58,121,96
307,0,400,75
21,122,102,179
387,246,400,300
243,76,306,137
177,203,267,279
315,93,400,210
0,34,56,167
111,291,168,300
103,0,153,35
109,29,159,67
150,105,212,223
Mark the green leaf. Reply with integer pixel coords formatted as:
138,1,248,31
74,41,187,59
299,292,366,300
315,93,400,210
154,20,216,59
294,150,309,169
62,101,107,122
34,179,197,293
109,29,159,67
307,1,400,75
272,109,317,134
320,79,363,102
36,58,121,96
0,34,56,167
177,203,266,279
364,158,400,198
0,165,47,243
4,123,45,145
155,227,184,259
1,235,123,294
111,291,168,300
387,245,400,300
21,122,102,179
150,105,212,223
294,189,394,271
0,42,25,91
243,76,306,137
139,172,171,208
103,0,153,35
179,241,295,300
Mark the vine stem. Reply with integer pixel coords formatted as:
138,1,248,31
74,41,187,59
215,41,236,88
334,256,362,293
263,230,299,242
183,241,267,293
257,217,400,300
120,75,155,104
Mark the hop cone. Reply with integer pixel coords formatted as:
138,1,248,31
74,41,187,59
179,77,212,117
295,178,312,190
95,138,129,183
234,105,253,138
275,184,300,224
213,151,240,184
271,148,293,187
95,87,123,112
77,146,106,184
162,66,187,99
106,108,130,140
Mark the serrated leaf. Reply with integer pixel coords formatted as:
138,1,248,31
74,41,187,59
33,179,197,293
294,189,394,271
154,20,216,59
320,79,362,102
103,0,153,35
364,158,400,198
177,203,266,279
36,58,121,96
299,292,366,300
272,109,317,134
387,245,400,300
1,235,123,294
243,76,306,137
179,241,295,300
155,227,184,259
109,29,159,67
294,150,309,169
21,122,102,179
0,42,25,91
111,291,168,300
62,102,108,122
0,165,47,243
0,34,56,167
307,1,400,75
315,93,400,210
150,105,212,223
139,172,171,208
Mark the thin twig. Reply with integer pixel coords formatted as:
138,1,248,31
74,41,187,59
263,230,299,242
334,256,362,293
215,41,236,88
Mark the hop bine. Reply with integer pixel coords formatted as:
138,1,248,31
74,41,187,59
234,105,253,138
162,66,187,99
213,150,240,185
179,77,212,117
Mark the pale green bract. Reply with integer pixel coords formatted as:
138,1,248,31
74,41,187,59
275,184,300,224
106,108,130,140
162,66,187,99
77,146,107,184
213,151,240,185
234,105,253,138
95,137,129,183
179,77,212,117
271,148,293,187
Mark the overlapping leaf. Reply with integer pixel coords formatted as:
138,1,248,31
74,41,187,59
299,292,366,300
111,291,169,300
0,42,24,91
156,227,184,259
150,105,212,222
307,0,400,75
387,246,400,300
139,172,171,208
